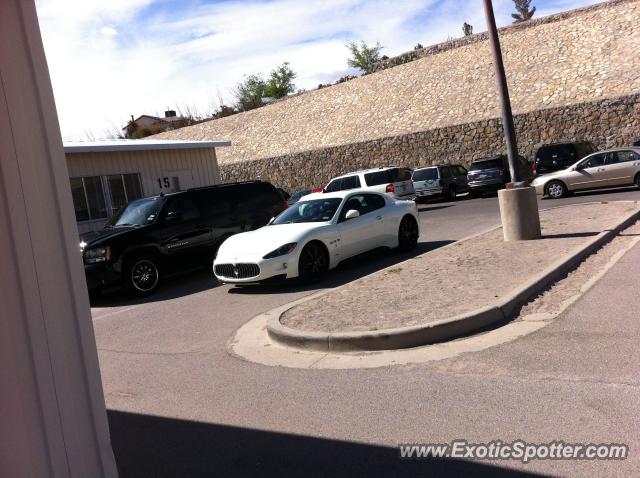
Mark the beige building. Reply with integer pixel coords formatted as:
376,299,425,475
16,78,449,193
64,139,229,233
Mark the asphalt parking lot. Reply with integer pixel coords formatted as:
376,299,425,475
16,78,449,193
92,186,640,477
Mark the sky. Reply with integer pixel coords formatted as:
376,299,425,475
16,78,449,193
35,0,605,140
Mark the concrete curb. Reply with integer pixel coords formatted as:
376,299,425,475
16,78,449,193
266,203,640,352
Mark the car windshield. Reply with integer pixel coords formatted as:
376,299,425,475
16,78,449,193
412,168,439,181
469,158,503,171
272,198,342,225
105,197,163,227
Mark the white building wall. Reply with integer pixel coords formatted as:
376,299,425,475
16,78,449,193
66,147,220,233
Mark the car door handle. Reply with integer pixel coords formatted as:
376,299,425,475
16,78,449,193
376,215,383,220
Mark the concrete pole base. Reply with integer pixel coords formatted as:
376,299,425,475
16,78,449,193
498,186,542,241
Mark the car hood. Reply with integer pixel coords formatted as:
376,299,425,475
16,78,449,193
80,225,139,246
218,223,327,257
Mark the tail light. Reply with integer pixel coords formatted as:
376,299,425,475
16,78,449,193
311,187,323,193
532,162,537,174
386,184,395,193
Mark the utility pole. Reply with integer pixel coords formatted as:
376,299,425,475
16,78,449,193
482,0,541,241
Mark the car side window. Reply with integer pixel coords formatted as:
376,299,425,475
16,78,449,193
440,166,452,178
362,194,386,213
582,154,606,169
454,166,467,176
163,194,200,222
194,189,232,217
364,170,392,186
339,194,378,221
326,175,361,192
608,151,635,164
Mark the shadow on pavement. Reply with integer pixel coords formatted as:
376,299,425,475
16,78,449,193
108,410,549,478
542,232,599,239
90,267,220,308
417,204,456,212
228,240,454,295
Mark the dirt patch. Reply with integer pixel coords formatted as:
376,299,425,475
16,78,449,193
281,202,639,333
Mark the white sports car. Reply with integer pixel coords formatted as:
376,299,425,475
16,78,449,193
213,190,420,284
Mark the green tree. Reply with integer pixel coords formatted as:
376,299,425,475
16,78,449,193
512,0,536,23
264,62,297,99
346,40,384,74
462,22,473,36
233,74,266,111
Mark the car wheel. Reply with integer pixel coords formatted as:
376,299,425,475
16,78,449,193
124,255,161,296
298,242,329,283
635,173,640,188
545,180,567,199
447,185,457,200
398,216,419,252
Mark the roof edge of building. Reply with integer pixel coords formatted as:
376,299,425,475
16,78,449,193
64,139,231,154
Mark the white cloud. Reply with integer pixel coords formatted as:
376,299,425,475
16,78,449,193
100,26,118,36
34,0,604,140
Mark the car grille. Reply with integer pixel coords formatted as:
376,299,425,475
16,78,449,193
214,263,260,279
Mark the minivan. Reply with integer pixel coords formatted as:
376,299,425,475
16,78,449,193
80,181,287,296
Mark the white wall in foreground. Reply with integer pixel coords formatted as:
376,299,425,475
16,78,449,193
0,0,117,476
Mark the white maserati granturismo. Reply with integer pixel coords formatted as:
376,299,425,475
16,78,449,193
213,190,420,284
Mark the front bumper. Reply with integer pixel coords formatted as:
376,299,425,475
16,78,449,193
213,252,300,284
84,261,120,291
532,182,546,195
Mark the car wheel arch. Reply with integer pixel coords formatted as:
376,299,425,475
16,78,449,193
545,179,568,196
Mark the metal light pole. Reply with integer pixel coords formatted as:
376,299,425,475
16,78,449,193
482,0,541,241
483,0,520,183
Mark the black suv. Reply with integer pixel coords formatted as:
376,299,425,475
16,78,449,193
467,155,532,196
81,181,286,296
532,141,596,176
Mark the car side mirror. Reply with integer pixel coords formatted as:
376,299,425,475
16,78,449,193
345,209,360,220
164,211,182,223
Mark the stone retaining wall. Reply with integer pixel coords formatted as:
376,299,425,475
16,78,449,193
219,94,640,191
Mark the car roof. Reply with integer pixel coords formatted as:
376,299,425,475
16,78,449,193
593,147,640,153
471,155,506,162
329,166,404,180
301,189,386,201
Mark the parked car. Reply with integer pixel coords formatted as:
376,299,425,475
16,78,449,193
214,190,419,284
412,164,469,201
323,167,415,200
80,181,287,296
287,189,312,206
532,147,640,199
467,155,531,197
276,187,290,201
532,141,596,176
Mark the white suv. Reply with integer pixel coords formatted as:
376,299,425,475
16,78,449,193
323,167,415,200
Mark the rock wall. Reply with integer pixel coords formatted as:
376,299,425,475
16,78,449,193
219,94,640,192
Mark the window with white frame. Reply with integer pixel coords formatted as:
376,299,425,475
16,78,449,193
69,173,143,222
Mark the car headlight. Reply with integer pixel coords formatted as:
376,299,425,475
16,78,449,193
84,246,111,264
263,243,297,259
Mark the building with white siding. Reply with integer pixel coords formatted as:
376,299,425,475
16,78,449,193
64,139,230,233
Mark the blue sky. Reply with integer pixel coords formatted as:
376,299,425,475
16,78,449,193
35,0,605,139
